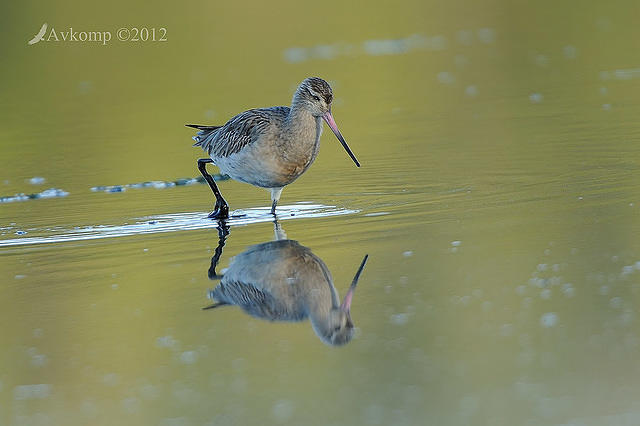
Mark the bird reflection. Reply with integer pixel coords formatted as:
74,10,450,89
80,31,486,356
203,221,368,346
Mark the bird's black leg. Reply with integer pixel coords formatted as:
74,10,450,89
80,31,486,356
208,222,229,280
270,199,278,216
197,158,229,219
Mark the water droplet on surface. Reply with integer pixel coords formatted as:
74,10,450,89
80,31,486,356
29,177,46,185
529,93,543,103
179,351,198,364
390,313,410,325
540,312,558,328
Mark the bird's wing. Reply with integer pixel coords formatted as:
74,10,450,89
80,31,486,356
28,23,47,45
192,106,289,158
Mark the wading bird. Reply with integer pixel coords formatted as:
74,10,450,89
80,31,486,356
187,77,360,219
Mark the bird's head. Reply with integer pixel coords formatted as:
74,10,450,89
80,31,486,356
293,77,360,167
295,77,334,117
311,255,368,346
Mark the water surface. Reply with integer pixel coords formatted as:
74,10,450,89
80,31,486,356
2,1,640,425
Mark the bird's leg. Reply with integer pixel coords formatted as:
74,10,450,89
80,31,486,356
197,158,229,219
208,223,229,280
269,187,283,216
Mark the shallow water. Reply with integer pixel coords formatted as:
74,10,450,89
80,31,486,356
2,1,640,425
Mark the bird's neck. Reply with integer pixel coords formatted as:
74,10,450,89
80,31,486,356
287,102,322,142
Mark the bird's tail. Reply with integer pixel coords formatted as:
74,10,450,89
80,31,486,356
186,124,221,147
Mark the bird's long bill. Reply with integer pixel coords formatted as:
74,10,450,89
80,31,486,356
340,254,369,312
322,111,361,167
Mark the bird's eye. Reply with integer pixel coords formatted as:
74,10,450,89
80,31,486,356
313,95,320,101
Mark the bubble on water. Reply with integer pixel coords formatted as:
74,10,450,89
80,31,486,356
516,285,526,295
537,264,548,272
437,71,455,85
156,335,179,349
283,47,307,63
143,248,149,252
30,353,48,367
540,289,551,300
609,297,623,309
599,87,608,95
15,274,26,279
13,384,52,400
599,285,610,296
562,283,575,298
500,323,514,337
563,45,578,59
451,241,462,247
613,68,640,80
391,313,410,325
529,93,543,103
29,177,46,185
534,54,549,67
477,28,495,43
402,251,413,257
122,397,140,414
111,284,119,290
602,103,612,111
529,277,546,288
620,310,634,326
464,85,478,97
634,261,640,270
179,351,198,365
622,265,634,276
103,373,120,387
364,38,410,55
272,399,294,423
540,312,558,328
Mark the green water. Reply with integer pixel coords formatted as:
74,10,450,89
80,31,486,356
2,0,640,425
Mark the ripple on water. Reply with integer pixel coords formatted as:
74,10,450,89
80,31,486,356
0,204,359,247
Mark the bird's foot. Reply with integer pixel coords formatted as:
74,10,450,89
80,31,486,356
207,202,229,219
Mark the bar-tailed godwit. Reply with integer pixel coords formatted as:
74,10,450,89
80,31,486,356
187,77,360,219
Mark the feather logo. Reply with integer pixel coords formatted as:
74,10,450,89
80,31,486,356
28,23,48,45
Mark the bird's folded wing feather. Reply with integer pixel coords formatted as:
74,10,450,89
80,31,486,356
194,107,289,158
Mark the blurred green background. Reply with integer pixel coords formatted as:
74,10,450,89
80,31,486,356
2,0,640,425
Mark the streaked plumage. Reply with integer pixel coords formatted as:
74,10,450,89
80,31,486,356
187,77,360,219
